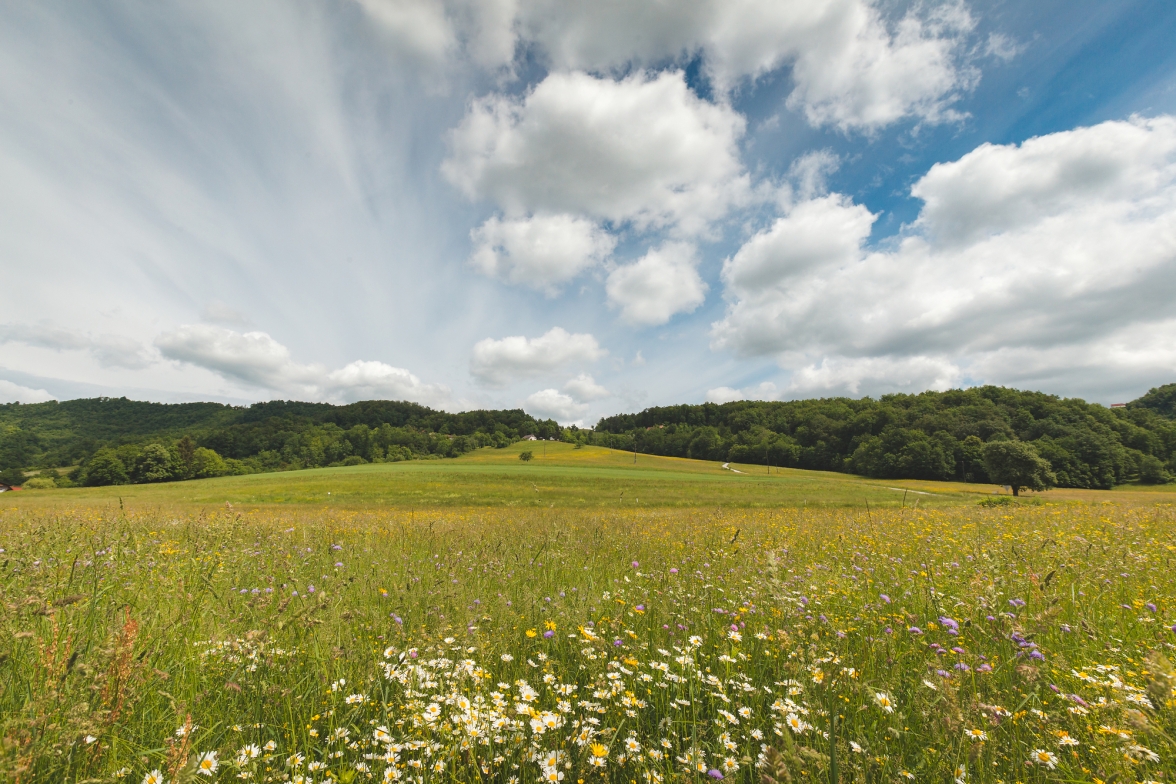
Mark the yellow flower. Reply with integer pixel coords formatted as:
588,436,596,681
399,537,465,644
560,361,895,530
526,629,538,638
589,743,608,758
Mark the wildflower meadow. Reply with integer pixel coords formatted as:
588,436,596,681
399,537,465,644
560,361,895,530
2,495,1175,784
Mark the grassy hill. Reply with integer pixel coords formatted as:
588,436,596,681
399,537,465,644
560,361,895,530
5,441,1173,510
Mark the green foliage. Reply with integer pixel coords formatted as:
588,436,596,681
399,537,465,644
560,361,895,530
1129,382,1176,418
81,449,129,486
1139,454,1173,484
592,384,1176,489
518,450,533,461
981,440,1057,495
0,466,27,486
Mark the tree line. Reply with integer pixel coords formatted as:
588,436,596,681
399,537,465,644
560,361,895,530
1,383,1173,490
0,398,564,487
584,384,1176,489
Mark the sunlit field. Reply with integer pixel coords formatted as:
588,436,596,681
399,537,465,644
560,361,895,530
2,448,1175,783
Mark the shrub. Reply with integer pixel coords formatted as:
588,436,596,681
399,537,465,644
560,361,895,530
519,451,533,461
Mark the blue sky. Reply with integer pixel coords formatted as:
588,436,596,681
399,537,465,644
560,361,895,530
2,0,1175,423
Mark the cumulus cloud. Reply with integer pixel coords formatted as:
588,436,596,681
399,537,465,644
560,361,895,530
523,388,589,423
705,381,779,404
712,115,1176,397
0,379,55,404
563,372,610,402
443,70,749,235
470,327,606,386
0,323,155,369
156,324,451,406
606,242,708,325
515,0,976,130
470,213,615,293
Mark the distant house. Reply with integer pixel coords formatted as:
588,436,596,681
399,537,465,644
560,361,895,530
1110,403,1126,408
522,435,538,441
0,483,20,493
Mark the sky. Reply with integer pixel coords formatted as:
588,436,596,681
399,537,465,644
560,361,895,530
2,0,1175,424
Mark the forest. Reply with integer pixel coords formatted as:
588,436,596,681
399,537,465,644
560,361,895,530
1,383,1173,489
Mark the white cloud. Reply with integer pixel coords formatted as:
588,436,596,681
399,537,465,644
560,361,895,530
705,386,744,404
0,323,155,369
354,0,457,70
470,326,606,386
606,242,708,325
784,355,962,397
0,379,55,404
563,372,610,402
443,70,749,235
523,388,589,423
156,324,451,406
470,213,615,293
515,0,976,130
705,381,779,404
713,115,1176,395
324,360,452,405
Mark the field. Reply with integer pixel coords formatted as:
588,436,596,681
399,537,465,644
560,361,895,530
2,445,1175,784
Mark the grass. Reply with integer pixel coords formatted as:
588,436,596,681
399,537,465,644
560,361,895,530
2,446,1176,783
7,442,1174,510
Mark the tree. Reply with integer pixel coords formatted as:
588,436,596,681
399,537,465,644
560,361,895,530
192,447,229,478
82,449,129,486
982,440,1056,496
0,466,26,486
133,443,179,483
1139,455,1172,485
176,435,197,478
519,451,533,462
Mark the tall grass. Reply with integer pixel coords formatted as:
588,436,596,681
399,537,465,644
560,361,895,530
1,501,1174,783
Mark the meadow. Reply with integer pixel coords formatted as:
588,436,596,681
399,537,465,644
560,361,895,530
2,444,1175,784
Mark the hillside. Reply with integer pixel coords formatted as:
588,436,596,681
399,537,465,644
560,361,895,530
1,383,1174,490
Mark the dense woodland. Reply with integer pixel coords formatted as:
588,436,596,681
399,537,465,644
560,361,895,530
589,384,1176,488
0,383,1173,489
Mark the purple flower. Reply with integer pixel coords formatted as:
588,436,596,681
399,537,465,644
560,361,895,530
908,627,922,635
331,544,342,551
291,590,299,597
951,647,965,655
1029,650,1045,661
986,615,996,622
334,562,343,568
613,640,623,647
884,626,893,634
393,615,403,624
818,614,828,623
879,594,891,604
731,624,738,632
707,770,724,780
1009,598,1026,608
1049,684,1060,693
954,663,970,671
799,596,809,606
543,630,555,638
1069,694,1088,707
635,604,645,611
631,561,639,568
936,669,951,678
1146,602,1157,613
939,616,959,632
669,568,679,574
307,585,315,594
976,663,992,673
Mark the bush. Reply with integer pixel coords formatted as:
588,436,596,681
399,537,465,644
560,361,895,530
22,476,56,489
519,451,533,462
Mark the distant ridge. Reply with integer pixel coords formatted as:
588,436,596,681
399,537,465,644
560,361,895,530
1,383,1173,489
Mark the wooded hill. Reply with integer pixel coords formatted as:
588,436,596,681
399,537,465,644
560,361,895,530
1,383,1173,488
0,398,562,486
589,384,1176,488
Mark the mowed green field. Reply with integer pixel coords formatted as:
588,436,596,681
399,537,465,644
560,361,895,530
6,442,1173,510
